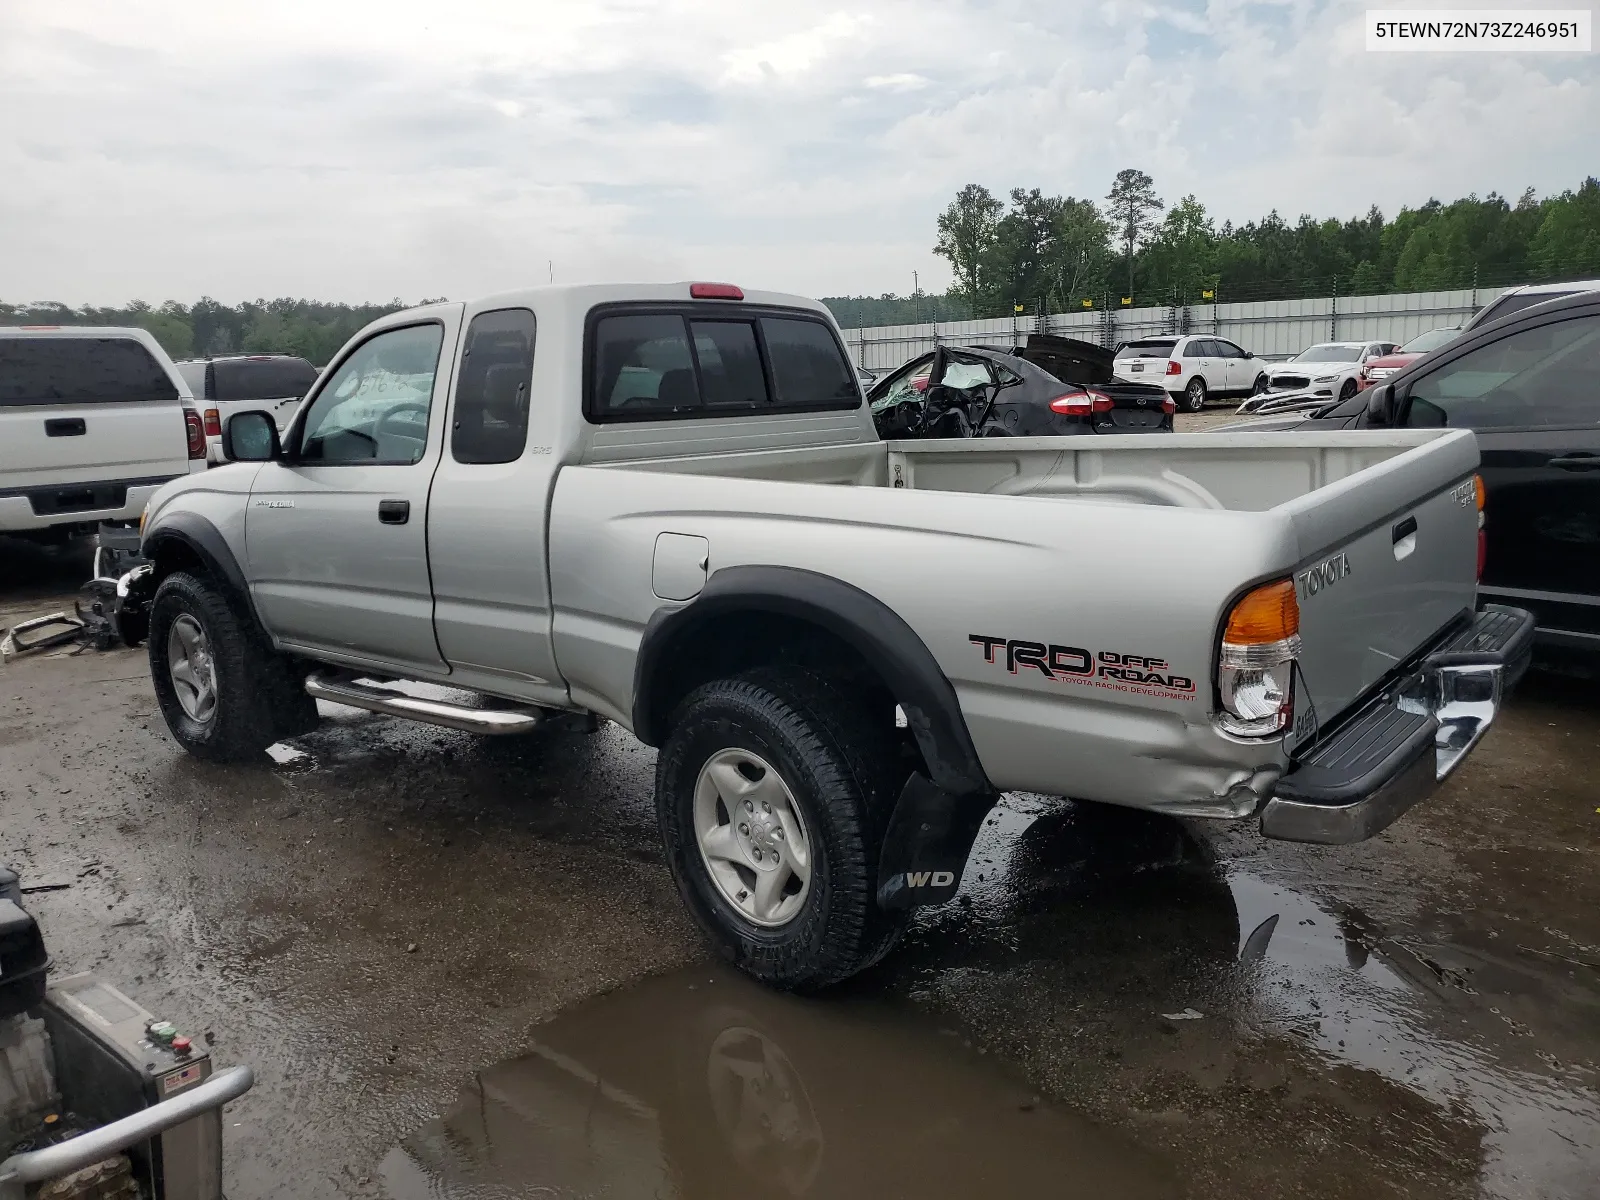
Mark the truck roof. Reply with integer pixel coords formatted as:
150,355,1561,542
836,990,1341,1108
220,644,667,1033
398,282,835,322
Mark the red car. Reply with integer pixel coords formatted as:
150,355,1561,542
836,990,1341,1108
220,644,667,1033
1359,327,1461,389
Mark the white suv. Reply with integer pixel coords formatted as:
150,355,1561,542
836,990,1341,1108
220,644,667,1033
0,327,206,543
174,355,319,464
1114,335,1270,411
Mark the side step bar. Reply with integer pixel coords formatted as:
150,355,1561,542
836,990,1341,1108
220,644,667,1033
304,672,543,735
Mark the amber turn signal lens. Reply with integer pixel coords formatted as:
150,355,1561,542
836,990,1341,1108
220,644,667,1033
1473,473,1485,511
1224,579,1300,645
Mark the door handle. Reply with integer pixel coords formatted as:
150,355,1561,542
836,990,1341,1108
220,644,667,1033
378,499,410,524
1392,514,1418,561
45,418,86,437
1548,454,1600,471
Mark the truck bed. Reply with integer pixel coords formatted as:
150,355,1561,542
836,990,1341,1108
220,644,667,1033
551,427,1481,809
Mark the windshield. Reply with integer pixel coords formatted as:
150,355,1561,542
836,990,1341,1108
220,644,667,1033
1400,328,1460,354
1115,341,1175,358
1292,344,1362,363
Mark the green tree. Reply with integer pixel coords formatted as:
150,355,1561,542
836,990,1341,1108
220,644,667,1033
933,184,1005,309
1103,169,1163,300
1529,177,1600,276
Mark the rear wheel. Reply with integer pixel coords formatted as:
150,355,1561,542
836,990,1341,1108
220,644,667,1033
149,571,318,761
656,667,907,990
1184,377,1207,411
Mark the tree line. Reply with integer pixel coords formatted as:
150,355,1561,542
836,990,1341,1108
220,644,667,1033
824,173,1600,328
0,297,437,365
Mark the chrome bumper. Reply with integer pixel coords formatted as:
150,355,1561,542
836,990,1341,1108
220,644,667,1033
1260,605,1535,844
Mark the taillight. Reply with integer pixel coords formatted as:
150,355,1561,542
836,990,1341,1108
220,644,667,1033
1161,395,1176,414
203,407,221,437
1217,579,1301,737
1474,473,1486,580
184,409,206,459
1049,390,1114,416
1165,360,1181,376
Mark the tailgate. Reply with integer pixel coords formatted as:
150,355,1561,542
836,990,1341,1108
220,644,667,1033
0,402,188,490
1278,429,1481,742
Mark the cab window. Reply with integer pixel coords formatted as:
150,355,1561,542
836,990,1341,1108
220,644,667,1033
297,323,443,463
1404,315,1600,430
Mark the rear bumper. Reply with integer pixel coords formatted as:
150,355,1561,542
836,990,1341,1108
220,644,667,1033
1258,604,1535,844
0,475,179,533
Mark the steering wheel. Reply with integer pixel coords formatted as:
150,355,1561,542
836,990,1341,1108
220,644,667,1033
373,402,430,440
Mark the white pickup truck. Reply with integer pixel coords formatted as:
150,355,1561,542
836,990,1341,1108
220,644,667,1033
1,327,205,543
130,283,1533,988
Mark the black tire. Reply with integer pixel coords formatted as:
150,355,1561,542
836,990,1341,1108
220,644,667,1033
1183,377,1207,411
656,667,908,990
1339,378,1358,402
1251,373,1269,396
148,571,319,762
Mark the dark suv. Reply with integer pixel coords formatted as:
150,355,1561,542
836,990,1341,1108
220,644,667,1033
1223,291,1600,665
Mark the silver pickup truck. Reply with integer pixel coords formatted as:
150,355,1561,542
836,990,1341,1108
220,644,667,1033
130,283,1534,988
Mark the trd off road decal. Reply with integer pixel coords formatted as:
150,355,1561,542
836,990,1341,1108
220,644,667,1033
969,635,1196,700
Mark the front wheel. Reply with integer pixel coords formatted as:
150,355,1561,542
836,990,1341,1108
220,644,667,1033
149,571,318,761
1251,373,1269,396
1184,377,1207,411
1338,378,1359,402
656,668,906,990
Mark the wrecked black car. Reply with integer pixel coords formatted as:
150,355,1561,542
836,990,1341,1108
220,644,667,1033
867,336,1173,439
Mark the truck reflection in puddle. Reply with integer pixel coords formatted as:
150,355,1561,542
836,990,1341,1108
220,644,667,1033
379,965,1177,1200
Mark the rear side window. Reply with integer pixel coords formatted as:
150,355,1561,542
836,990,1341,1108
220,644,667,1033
210,357,318,402
452,308,535,464
587,307,858,422
0,337,178,407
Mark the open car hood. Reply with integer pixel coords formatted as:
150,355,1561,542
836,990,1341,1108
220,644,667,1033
1013,334,1117,386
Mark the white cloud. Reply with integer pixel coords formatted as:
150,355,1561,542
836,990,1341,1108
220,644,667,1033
0,0,1592,305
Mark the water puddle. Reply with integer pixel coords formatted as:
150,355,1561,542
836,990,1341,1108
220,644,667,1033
264,742,314,769
380,966,1177,1200
1226,869,1600,1198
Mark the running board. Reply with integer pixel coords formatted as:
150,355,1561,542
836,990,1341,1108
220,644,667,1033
303,672,543,735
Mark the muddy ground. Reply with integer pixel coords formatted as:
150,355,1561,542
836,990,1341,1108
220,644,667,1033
2,535,1597,1199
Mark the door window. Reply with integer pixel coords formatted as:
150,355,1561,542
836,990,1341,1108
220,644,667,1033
1404,315,1600,430
871,355,933,409
452,309,535,464
297,323,444,463
1215,340,1245,358
1187,340,1216,358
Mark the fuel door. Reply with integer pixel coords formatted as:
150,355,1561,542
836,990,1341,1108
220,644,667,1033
652,533,709,601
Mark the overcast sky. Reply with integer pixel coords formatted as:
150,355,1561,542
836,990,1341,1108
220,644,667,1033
1,0,1593,306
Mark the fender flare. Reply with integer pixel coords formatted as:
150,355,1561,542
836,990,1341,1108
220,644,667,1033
632,565,992,798
141,512,265,633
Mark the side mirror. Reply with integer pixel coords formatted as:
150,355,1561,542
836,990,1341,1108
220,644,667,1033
222,410,282,461
1364,383,1397,427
